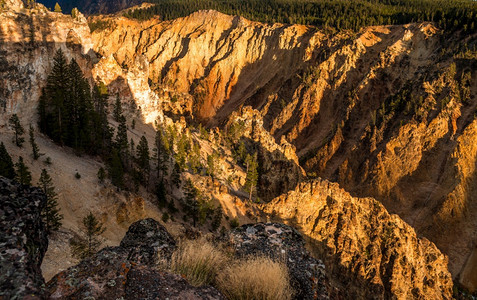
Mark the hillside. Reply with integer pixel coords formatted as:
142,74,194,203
0,0,476,297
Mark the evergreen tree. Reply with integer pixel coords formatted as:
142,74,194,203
0,142,15,179
42,49,69,144
153,128,168,180
211,206,223,231
172,162,181,188
108,149,124,189
113,94,122,122
70,212,106,259
38,169,63,234
115,115,128,156
9,114,24,147
206,152,217,179
97,167,106,184
245,153,258,201
29,125,40,160
91,83,112,155
155,180,167,209
15,156,32,186
136,135,150,172
66,59,93,151
54,2,61,12
71,7,79,18
183,179,199,227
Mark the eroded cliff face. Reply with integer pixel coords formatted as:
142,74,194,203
89,11,477,285
0,0,94,125
263,179,454,299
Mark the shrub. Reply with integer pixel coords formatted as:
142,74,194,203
229,217,239,229
171,238,227,286
161,212,170,223
217,257,293,300
44,156,52,165
75,172,81,179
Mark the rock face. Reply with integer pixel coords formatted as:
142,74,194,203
263,179,454,299
228,223,329,300
0,0,94,125
90,11,477,285
0,177,48,299
46,218,224,299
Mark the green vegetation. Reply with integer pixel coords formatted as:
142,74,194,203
15,157,32,186
38,169,63,234
54,2,61,12
70,212,106,259
29,125,40,160
0,142,15,180
38,49,112,155
9,114,25,147
87,20,114,33
124,0,477,32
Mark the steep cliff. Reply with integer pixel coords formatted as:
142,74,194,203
88,11,477,286
263,179,454,299
0,0,94,125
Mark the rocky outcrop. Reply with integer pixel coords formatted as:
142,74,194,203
263,179,454,299
228,223,329,300
0,177,48,299
46,218,224,299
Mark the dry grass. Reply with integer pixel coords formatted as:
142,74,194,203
216,256,293,300
170,237,227,286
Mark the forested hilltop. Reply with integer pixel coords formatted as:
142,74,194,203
123,0,477,31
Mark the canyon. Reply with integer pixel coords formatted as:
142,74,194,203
0,0,476,297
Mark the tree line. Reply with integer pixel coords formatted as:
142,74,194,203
123,0,477,32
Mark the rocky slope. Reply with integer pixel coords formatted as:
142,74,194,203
263,178,454,299
89,10,477,288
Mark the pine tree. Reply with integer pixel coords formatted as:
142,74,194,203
42,49,69,144
211,206,223,231
97,167,106,184
38,169,63,234
66,59,93,151
113,94,122,122
206,153,217,179
153,128,168,180
136,135,150,172
71,7,79,19
15,156,32,186
108,149,124,189
70,212,106,259
29,125,40,160
9,114,24,147
54,2,61,12
115,115,128,156
0,142,15,179
245,153,258,201
91,82,112,155
183,179,199,227
155,180,167,209
172,162,181,188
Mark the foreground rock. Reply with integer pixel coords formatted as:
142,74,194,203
228,223,330,299
46,218,224,299
263,178,454,299
0,177,48,299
